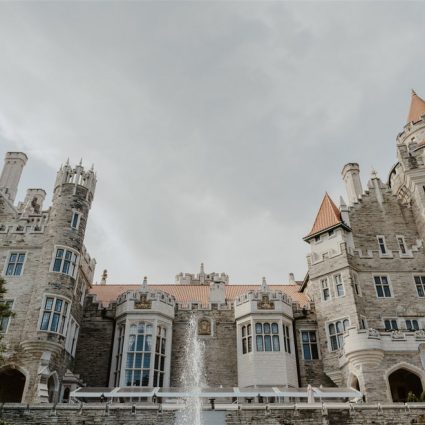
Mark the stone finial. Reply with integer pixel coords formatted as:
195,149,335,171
260,277,268,291
370,167,378,179
200,262,205,274
141,276,148,291
100,269,108,285
412,89,417,96
288,273,295,284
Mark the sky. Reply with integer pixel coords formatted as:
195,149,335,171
0,1,423,285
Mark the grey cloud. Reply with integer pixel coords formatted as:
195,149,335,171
0,2,424,283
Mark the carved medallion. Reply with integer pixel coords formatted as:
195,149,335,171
135,294,151,309
198,318,211,335
257,295,274,310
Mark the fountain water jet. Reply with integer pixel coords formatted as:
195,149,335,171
175,314,206,425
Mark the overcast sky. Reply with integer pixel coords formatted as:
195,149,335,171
0,1,423,285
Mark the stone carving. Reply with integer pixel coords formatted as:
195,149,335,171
415,329,425,340
391,330,405,340
198,318,211,335
134,293,151,309
257,295,275,310
368,328,380,338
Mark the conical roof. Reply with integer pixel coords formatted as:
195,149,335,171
304,193,342,239
407,90,425,123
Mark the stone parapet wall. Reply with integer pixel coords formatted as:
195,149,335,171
2,404,425,425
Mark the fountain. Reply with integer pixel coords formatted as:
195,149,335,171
175,314,206,425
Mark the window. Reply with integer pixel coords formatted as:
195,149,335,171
255,322,280,352
374,275,392,297
334,274,344,297
397,236,407,255
71,211,81,230
405,319,419,331
52,247,78,277
5,252,25,276
301,331,319,360
39,296,69,335
359,316,367,330
414,276,425,297
384,319,398,331
377,236,387,255
125,322,153,386
0,300,13,332
153,326,167,387
352,273,361,296
321,278,330,301
114,324,125,386
283,325,291,353
241,324,252,354
328,319,349,351
65,316,80,357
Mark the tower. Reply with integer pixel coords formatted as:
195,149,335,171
0,152,27,204
0,154,96,404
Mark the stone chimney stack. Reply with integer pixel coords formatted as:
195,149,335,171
0,152,28,204
341,163,363,205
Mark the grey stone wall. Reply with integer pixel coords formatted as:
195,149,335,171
2,404,425,425
170,307,238,387
73,295,116,387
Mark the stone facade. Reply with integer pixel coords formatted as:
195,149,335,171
3,92,425,409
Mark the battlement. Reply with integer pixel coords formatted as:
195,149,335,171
175,264,229,285
54,160,96,198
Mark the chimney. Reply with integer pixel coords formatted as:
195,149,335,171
100,269,108,285
0,152,28,204
288,273,295,284
341,163,363,205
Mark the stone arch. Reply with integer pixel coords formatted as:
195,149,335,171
347,372,361,391
384,362,425,402
0,365,28,402
48,371,60,403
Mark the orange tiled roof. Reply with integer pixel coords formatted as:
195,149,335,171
407,90,425,124
89,283,309,308
305,193,342,239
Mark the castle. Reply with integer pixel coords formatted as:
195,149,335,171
1,91,425,406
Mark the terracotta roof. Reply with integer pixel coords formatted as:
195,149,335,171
407,90,425,123
305,193,342,239
89,283,309,308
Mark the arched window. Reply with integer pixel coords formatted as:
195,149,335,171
255,322,280,352
0,368,26,402
389,368,423,402
125,322,153,386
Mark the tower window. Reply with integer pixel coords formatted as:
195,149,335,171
414,276,425,297
255,322,280,352
384,319,398,331
405,319,419,331
71,212,81,230
377,236,387,255
301,330,319,360
5,252,26,276
374,275,392,298
352,272,361,296
321,278,330,301
39,296,69,335
397,236,407,255
328,319,349,351
52,247,78,278
334,274,344,297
